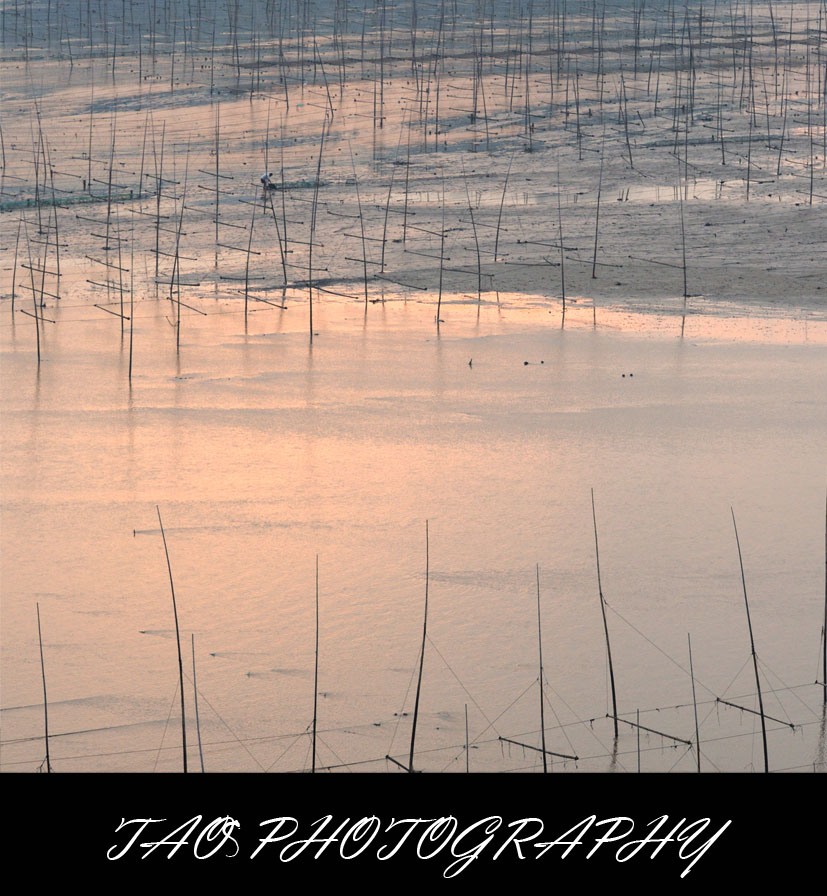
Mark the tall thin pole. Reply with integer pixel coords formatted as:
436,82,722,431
157,506,187,773
191,634,205,773
10,216,22,313
688,633,701,772
592,489,618,737
731,508,769,773
591,124,606,284
409,520,429,772
437,174,445,326
536,564,547,772
403,112,411,244
23,216,41,365
678,154,688,330
348,142,369,309
309,117,327,345
154,121,165,280
636,708,640,772
465,703,470,773
129,206,134,382
493,151,515,263
243,191,256,326
36,603,51,773
214,103,220,251
312,554,319,773
823,488,826,705
556,163,566,317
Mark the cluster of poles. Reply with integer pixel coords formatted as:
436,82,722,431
7,2,826,772
32,492,827,774
4,1,826,369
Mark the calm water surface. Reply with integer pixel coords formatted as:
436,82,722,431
1,299,825,772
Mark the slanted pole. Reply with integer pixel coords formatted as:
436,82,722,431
157,506,187,773
312,554,319,773
731,508,769,773
688,633,701,772
409,521,429,772
37,603,51,773
536,564,547,772
592,489,618,737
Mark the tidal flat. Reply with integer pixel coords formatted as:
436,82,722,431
1,1,825,774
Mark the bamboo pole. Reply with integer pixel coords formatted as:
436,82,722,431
403,112,412,244
171,147,190,351
461,160,482,303
731,507,769,772
493,151,515,263
157,506,188,773
308,116,328,344
348,142,369,309
154,121,165,281
437,173,445,326
312,554,319,773
214,103,220,251
409,520,429,772
465,703,470,773
243,190,256,327
688,632,701,772
536,564,547,773
556,163,566,318
192,633,205,772
591,124,606,283
129,206,134,381
592,489,618,738
11,216,22,314
678,155,688,335
36,603,51,773
636,708,640,772
23,216,41,365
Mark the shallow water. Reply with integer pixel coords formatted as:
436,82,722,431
2,0,826,774
2,298,825,773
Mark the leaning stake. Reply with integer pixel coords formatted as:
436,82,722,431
409,521,430,772
312,554,319,773
309,116,328,345
191,634,205,773
37,603,52,773
157,506,188,773
592,489,618,737
536,564,548,773
688,632,701,772
731,507,769,773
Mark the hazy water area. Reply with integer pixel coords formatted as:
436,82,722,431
2,0,827,778
2,298,825,774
